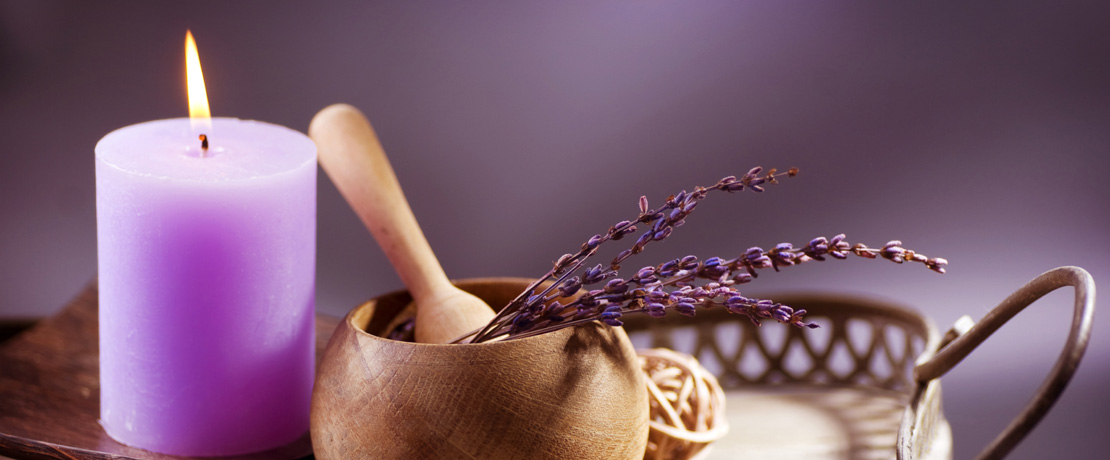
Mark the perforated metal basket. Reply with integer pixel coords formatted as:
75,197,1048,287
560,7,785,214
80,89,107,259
619,266,1095,460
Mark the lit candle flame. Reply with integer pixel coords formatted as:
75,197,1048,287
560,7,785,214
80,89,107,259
185,30,211,133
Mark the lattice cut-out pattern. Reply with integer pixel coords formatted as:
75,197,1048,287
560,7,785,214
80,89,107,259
623,295,932,393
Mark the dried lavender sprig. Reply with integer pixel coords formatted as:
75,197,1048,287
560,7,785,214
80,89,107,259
509,168,795,335
475,235,944,342
491,277,813,341
463,167,798,343
505,294,810,342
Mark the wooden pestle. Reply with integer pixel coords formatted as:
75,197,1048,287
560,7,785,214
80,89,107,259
310,104,495,343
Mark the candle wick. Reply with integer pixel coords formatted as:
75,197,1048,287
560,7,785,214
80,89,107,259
199,134,209,155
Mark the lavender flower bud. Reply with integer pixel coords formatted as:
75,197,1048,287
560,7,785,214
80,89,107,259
600,305,623,326
926,257,948,274
544,301,563,316
609,221,636,241
639,195,649,214
652,218,666,233
604,278,628,294
772,308,791,323
725,295,748,307
609,221,631,234
744,247,772,268
679,255,699,270
634,266,658,283
659,259,679,277
619,228,638,241
829,233,850,259
805,237,829,260
560,277,582,297
584,234,603,250
808,237,828,253
673,190,688,205
770,243,796,265
584,264,605,284
646,302,666,318
555,253,574,267
652,227,673,241
755,299,776,316
881,241,905,263
725,295,752,314
701,256,729,277
669,207,684,221
646,287,668,302
676,302,696,317
670,295,690,305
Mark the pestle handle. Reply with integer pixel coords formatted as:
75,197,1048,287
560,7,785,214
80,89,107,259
310,104,494,343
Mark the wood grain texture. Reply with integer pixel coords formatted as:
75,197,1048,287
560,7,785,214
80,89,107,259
311,278,650,460
310,103,495,344
0,282,339,460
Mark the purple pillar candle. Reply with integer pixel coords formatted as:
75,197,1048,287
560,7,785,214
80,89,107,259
95,117,316,456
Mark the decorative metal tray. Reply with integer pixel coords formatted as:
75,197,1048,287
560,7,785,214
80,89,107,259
621,266,1094,460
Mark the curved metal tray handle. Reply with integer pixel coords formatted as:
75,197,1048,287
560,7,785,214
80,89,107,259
913,266,1096,460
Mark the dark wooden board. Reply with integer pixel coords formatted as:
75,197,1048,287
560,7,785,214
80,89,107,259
0,282,340,460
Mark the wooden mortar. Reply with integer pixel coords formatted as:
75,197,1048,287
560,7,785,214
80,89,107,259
311,278,649,460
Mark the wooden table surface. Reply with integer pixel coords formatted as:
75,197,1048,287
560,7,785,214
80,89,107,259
0,283,340,460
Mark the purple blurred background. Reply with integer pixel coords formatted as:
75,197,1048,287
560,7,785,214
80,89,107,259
1,1,1107,458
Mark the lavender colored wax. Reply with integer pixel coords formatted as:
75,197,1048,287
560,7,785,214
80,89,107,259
95,118,316,456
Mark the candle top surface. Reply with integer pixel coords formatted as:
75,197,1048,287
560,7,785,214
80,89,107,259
96,118,315,182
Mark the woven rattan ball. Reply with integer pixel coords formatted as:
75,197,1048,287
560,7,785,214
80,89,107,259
639,348,728,460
